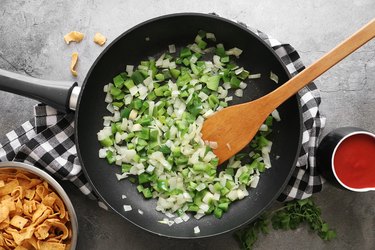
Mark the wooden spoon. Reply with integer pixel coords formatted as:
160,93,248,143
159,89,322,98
202,19,375,164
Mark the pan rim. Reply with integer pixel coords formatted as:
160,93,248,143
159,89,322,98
75,12,303,239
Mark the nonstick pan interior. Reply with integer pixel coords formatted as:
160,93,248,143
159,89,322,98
76,13,302,238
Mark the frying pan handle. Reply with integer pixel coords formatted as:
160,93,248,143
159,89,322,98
0,69,78,112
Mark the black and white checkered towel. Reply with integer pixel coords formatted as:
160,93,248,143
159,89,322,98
0,29,325,203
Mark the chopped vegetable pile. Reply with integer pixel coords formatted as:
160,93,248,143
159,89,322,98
97,31,278,220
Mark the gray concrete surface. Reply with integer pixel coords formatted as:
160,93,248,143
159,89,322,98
0,0,374,249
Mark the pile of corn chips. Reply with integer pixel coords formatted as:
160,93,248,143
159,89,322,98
0,169,72,250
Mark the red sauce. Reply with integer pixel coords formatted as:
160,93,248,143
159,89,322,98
333,134,375,189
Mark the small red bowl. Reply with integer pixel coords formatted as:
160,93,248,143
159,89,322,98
316,127,375,192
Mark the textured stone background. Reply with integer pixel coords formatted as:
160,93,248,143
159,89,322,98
0,0,374,249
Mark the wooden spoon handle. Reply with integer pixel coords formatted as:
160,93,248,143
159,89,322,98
260,18,375,111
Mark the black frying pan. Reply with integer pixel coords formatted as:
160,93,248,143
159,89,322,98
0,13,302,238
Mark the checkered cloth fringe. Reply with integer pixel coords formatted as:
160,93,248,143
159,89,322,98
0,29,325,202
0,106,97,200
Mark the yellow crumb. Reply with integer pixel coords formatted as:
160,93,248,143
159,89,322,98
70,52,79,77
93,32,107,46
64,31,84,44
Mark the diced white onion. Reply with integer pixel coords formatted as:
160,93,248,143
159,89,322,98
174,217,183,224
213,193,220,201
196,183,206,191
213,55,223,68
249,73,261,79
162,58,170,68
115,132,122,144
171,90,180,98
206,33,216,41
190,55,198,64
239,82,247,89
262,145,272,169
146,165,155,173
143,76,153,86
272,109,281,121
105,93,113,104
129,86,138,96
195,84,202,90
126,65,134,76
123,205,132,211
198,92,208,101
169,61,176,69
203,109,214,118
234,67,244,75
116,172,129,181
194,226,201,234
270,71,279,83
224,96,233,102
131,124,142,132
259,124,268,131
168,44,176,53
124,95,133,105
250,175,260,188
223,82,231,90
189,43,203,54
218,87,228,99
235,89,243,97
148,101,155,116
156,53,165,67
226,47,243,58
97,127,112,141
165,212,175,218
129,110,138,120
98,201,108,210
158,219,168,224
182,214,190,222
138,65,148,71
138,85,148,100
209,141,218,149
113,111,120,122
167,220,175,226
190,79,199,86
194,213,205,220
201,191,212,203
227,190,238,201
98,148,107,158
237,189,245,200
121,149,137,163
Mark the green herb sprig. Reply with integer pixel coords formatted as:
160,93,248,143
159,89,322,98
235,198,336,250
